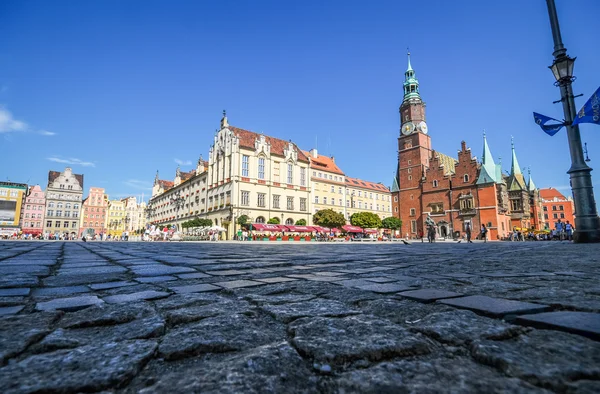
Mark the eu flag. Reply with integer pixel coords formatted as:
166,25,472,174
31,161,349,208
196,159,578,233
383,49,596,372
533,112,565,136
573,86,600,126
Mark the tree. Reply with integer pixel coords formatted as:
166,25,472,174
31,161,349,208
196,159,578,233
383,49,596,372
267,217,280,224
381,216,402,230
313,209,346,229
237,215,249,226
350,212,382,229
295,218,307,226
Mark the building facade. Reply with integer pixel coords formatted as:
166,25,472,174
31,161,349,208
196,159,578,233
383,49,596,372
43,167,84,238
392,55,542,240
121,196,147,233
0,182,28,237
79,187,108,237
540,188,575,229
345,177,392,221
22,185,45,237
106,199,126,237
306,149,346,217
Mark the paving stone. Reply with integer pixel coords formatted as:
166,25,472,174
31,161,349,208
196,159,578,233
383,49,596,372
154,293,226,311
159,314,284,360
43,273,126,287
138,342,317,393
36,295,104,312
244,293,316,305
0,296,26,307
516,311,600,340
0,288,30,297
132,266,196,276
354,283,414,294
337,278,378,288
289,315,432,366
0,306,24,316
254,276,297,284
358,298,455,324
103,291,170,304
439,295,550,317
305,275,347,282
31,285,91,297
205,269,246,276
163,300,254,326
0,265,50,275
176,272,212,279
261,299,359,323
333,357,543,393
313,271,346,276
0,311,62,364
440,273,475,279
169,284,220,294
89,281,137,290
59,303,156,328
480,272,555,278
470,330,600,391
243,268,274,274
0,274,39,289
136,276,178,283
398,288,463,303
363,276,398,283
0,340,157,393
213,280,265,289
58,266,127,275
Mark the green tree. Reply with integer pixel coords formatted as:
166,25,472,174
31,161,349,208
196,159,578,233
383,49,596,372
313,209,346,229
381,216,402,230
237,215,249,226
295,218,307,226
350,212,382,229
267,217,280,224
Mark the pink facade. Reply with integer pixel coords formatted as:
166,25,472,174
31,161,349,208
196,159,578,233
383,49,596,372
22,185,45,235
80,187,108,237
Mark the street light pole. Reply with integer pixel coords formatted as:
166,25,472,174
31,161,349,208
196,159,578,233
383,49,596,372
546,0,600,242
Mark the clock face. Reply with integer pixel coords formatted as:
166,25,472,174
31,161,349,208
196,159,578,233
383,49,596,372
418,121,428,134
402,122,415,135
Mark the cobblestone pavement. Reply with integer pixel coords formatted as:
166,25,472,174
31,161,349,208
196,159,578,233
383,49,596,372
0,241,599,393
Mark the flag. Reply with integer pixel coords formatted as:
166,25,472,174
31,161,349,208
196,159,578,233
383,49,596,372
573,86,600,126
533,112,565,136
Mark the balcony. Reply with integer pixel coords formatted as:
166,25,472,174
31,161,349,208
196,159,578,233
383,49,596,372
458,207,477,217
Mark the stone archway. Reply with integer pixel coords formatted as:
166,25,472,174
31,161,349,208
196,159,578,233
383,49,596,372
437,220,449,238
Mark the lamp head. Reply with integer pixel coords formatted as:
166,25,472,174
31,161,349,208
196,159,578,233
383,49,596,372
550,55,576,85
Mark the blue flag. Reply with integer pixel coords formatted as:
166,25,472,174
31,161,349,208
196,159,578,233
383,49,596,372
533,112,565,136
573,86,600,126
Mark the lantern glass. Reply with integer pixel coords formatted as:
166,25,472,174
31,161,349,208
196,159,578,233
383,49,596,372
550,56,575,81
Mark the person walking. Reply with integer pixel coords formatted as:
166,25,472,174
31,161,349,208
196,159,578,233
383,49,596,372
480,224,487,243
565,221,573,241
466,223,472,243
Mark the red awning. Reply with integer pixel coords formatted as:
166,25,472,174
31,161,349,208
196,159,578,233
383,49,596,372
342,225,363,233
251,223,285,232
364,229,379,234
284,225,317,232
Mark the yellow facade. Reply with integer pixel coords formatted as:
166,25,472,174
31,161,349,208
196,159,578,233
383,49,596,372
0,183,26,236
106,199,125,237
345,176,392,221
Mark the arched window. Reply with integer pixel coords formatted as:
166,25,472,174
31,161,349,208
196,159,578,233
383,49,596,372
285,218,294,225
433,180,439,188
463,174,469,183
255,216,265,223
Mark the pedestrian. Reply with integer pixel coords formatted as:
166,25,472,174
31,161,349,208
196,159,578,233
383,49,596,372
565,221,573,241
480,224,487,243
555,220,564,241
466,223,472,243
237,228,242,241
418,229,424,243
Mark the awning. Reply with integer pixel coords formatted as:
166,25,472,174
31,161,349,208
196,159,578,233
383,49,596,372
312,226,341,233
342,225,363,233
284,225,316,232
251,223,286,232
364,228,378,234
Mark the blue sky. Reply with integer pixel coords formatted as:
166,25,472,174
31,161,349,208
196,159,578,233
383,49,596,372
1,0,599,201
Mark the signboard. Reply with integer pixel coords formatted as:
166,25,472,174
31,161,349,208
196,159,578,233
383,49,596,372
0,200,19,226
0,183,25,226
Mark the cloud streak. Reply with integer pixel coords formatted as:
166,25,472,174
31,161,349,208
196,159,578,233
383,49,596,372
174,158,192,166
123,179,152,190
39,130,56,136
0,106,27,133
47,157,96,167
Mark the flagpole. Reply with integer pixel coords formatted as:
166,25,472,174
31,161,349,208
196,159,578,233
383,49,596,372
546,0,600,242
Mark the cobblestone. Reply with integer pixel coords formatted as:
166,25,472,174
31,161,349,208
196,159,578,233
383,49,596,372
0,241,599,392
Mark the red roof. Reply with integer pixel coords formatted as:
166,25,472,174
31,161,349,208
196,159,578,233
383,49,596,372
302,151,344,175
229,126,309,163
180,170,195,181
48,170,84,188
158,180,174,189
345,176,390,192
539,188,567,200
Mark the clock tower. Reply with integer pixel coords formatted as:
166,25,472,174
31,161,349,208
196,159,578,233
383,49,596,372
394,52,432,237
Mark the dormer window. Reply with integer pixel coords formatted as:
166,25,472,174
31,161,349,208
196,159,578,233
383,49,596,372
463,175,469,183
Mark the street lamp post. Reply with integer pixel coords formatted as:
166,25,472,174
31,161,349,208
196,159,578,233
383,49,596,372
170,193,185,231
545,0,600,242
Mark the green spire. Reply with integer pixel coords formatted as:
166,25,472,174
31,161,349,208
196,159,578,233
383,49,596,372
403,51,420,102
476,131,498,185
510,137,522,176
508,137,526,191
527,167,537,191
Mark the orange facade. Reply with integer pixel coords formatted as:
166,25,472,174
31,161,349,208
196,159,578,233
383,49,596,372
540,188,575,230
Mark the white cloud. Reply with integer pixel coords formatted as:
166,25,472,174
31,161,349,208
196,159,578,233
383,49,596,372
47,157,96,167
123,179,152,190
174,158,192,166
0,106,28,133
39,130,56,136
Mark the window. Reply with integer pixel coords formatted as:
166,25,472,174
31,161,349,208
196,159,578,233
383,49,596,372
25,213,30,218
394,196,398,202
329,175,332,180
511,200,522,211
323,197,328,205
300,168,306,186
287,196,294,210
318,172,322,178
433,180,439,188
256,216,265,223
72,221,77,228
257,193,266,207
331,186,334,193
66,203,71,209
313,171,316,176
273,195,280,209
65,211,71,217
300,198,306,211
60,184,64,189
407,168,411,173
552,205,557,211
377,204,380,211
411,220,417,233
64,221,69,228
358,191,362,197
410,208,416,216
463,174,469,183
559,205,564,211
258,157,265,179
339,199,343,206
339,187,342,194
287,163,293,184
285,218,294,225
370,193,373,199
543,206,548,211
408,175,412,181
49,202,55,208
46,220,52,227
347,200,350,207
242,155,249,177
553,213,558,219
314,196,319,204
331,199,335,206
57,202,63,208
241,191,249,206
544,214,549,220
358,201,362,209
55,221,61,227
56,210,63,217
370,203,373,210
73,204,79,210
560,213,565,218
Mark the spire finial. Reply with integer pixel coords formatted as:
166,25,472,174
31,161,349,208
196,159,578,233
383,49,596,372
511,135,514,149
223,109,226,117
483,129,486,138
407,49,413,71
